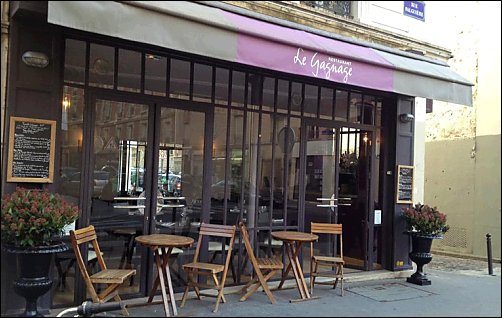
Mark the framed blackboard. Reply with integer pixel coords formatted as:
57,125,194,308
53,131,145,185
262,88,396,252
396,165,414,204
7,116,56,183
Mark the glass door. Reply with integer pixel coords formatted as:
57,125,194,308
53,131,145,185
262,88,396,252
87,97,151,298
86,96,208,297
301,119,372,271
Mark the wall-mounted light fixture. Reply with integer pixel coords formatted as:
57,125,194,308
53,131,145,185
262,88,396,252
399,113,415,123
22,51,49,68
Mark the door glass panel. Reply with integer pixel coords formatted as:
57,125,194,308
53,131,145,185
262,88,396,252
89,99,149,298
339,128,372,270
154,107,205,287
53,86,85,306
302,123,372,271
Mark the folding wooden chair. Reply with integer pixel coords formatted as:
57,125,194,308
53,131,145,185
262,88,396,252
310,222,344,296
180,223,236,313
238,222,283,304
70,225,136,316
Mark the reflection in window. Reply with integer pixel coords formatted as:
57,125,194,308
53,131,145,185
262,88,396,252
349,92,362,123
64,39,86,85
231,71,246,107
118,49,141,93
277,80,289,114
215,68,229,105
170,59,190,100
319,87,334,119
335,90,349,121
262,77,275,112
304,84,318,118
193,63,213,103
89,43,115,89
55,86,83,306
145,54,167,96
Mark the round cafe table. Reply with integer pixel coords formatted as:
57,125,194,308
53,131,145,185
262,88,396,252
135,234,193,317
271,231,319,302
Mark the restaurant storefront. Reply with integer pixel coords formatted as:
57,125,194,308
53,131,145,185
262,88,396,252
1,1,472,313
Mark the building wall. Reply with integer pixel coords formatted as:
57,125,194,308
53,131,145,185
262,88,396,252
356,1,501,260
1,1,9,168
423,2,501,259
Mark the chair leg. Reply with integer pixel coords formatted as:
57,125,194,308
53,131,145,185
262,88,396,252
212,274,225,313
180,269,193,308
238,276,258,295
113,294,129,316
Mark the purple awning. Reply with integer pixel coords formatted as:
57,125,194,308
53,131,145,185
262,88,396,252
48,1,473,106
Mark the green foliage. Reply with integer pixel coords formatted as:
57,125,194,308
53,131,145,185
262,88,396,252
1,187,80,247
402,203,450,236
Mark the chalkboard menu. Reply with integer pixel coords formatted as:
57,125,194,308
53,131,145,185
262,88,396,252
396,165,414,204
7,117,56,183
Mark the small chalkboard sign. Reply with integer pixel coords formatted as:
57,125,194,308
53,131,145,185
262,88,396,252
7,116,56,183
396,165,414,204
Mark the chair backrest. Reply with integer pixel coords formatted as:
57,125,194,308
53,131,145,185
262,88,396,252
239,222,258,266
70,225,107,282
193,223,236,264
310,222,343,258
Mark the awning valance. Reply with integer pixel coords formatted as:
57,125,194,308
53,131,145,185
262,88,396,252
48,1,473,106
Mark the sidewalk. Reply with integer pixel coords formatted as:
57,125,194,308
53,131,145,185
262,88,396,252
52,254,501,317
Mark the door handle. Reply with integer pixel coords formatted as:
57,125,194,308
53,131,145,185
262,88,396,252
316,194,337,211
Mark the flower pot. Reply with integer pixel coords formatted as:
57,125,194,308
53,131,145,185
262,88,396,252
3,242,68,317
406,232,442,286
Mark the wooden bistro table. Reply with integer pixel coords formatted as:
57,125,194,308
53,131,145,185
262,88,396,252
271,231,319,302
135,234,194,316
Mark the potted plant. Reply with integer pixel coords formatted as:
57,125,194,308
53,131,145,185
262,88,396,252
402,203,449,285
1,187,79,317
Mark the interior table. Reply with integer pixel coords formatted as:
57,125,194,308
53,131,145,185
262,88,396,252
271,231,319,302
135,234,194,316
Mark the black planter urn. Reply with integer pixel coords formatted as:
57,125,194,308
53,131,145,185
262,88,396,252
3,242,68,317
406,232,440,286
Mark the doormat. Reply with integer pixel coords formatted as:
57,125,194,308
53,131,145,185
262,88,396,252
347,282,433,302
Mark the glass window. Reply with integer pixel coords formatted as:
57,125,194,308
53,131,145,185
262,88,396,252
290,82,302,116
193,63,213,103
304,84,318,118
64,39,86,85
320,87,334,120
262,77,275,112
169,59,190,100
362,95,376,125
118,49,141,93
145,54,166,96
277,80,289,114
335,90,349,121
89,43,115,89
231,71,246,107
349,92,362,123
210,107,228,224
247,74,261,110
215,68,229,105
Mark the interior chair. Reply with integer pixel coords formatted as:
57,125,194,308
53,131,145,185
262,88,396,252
70,225,136,316
238,222,283,304
310,222,344,296
180,223,236,313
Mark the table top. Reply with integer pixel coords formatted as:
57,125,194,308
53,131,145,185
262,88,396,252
135,234,194,248
271,231,318,242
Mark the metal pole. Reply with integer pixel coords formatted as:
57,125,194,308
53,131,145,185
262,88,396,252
486,233,493,275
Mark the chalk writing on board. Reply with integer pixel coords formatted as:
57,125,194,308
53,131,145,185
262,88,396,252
7,117,56,183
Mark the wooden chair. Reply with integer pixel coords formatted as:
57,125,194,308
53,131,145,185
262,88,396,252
310,222,344,296
238,222,283,304
70,225,136,316
180,223,236,313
